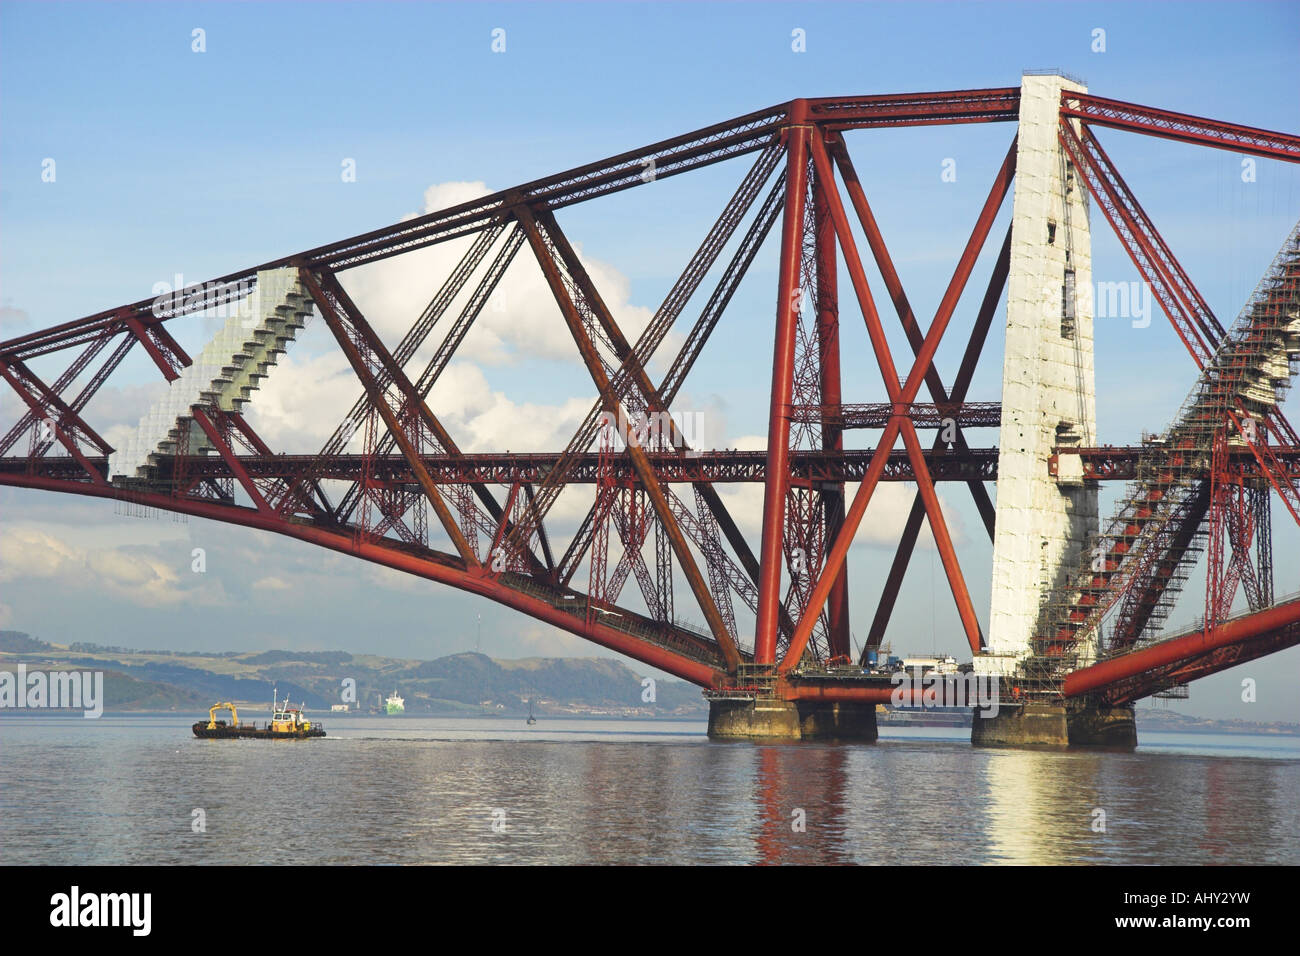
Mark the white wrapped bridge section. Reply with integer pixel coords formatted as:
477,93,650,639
109,268,313,480
983,74,1100,673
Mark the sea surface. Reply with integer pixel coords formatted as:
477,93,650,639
2,714,1297,865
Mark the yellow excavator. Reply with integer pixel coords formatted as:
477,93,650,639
205,702,239,730
193,694,324,739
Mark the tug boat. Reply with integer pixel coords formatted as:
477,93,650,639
192,692,325,739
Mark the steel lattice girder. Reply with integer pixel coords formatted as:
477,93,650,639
0,88,1027,363
4,83,1300,697
1059,91,1300,162
1063,597,1300,703
1,471,735,683
8,445,1299,486
1036,104,1300,669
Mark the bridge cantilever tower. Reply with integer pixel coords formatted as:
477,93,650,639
3,73,1299,745
985,73,1099,676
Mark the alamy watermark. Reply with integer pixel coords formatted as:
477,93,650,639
597,408,708,458
1047,278,1153,328
150,272,258,325
1090,280,1152,328
890,670,1000,717
0,664,104,718
50,886,150,936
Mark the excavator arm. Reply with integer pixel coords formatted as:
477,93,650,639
206,701,239,729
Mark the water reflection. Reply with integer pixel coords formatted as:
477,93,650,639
751,745,852,865
1,716,1297,865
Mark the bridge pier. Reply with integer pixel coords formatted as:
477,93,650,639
1066,700,1138,748
707,697,878,741
971,700,1136,748
971,701,1069,747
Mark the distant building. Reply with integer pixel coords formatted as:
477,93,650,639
900,655,960,675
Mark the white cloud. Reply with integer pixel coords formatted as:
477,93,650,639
426,363,592,453
338,180,653,368
422,181,494,215
240,349,358,450
0,526,225,607
0,527,84,580
245,179,652,462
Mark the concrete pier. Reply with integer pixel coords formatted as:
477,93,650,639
971,701,1070,747
971,700,1137,748
1067,701,1138,748
707,698,878,741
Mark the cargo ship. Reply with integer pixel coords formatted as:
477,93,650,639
192,693,325,739
385,689,405,715
876,704,972,728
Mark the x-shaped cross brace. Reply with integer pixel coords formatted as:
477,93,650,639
775,129,1018,669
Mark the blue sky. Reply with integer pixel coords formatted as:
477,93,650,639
2,1,1298,720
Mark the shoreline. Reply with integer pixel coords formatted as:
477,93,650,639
2,709,1298,737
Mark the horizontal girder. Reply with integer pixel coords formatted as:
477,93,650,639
6,444,1299,487
2,447,1001,485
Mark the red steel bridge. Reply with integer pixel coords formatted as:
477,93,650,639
2,76,1298,740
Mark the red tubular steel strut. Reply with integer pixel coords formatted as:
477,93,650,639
864,224,1012,658
778,133,1016,668
754,105,811,666
814,159,851,660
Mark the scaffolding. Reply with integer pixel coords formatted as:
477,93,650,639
1028,219,1300,697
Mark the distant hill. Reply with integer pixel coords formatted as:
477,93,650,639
0,631,51,653
0,631,707,716
1135,707,1300,737
3,631,1297,730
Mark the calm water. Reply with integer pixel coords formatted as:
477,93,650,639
2,714,1297,865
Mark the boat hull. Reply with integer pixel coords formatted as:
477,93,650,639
192,722,325,740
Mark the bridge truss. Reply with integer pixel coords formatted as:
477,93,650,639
2,82,1299,707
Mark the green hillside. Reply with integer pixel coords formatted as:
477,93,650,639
0,631,705,716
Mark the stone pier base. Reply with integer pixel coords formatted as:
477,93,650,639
707,698,878,741
971,700,1137,749
1066,701,1138,748
971,702,1069,747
